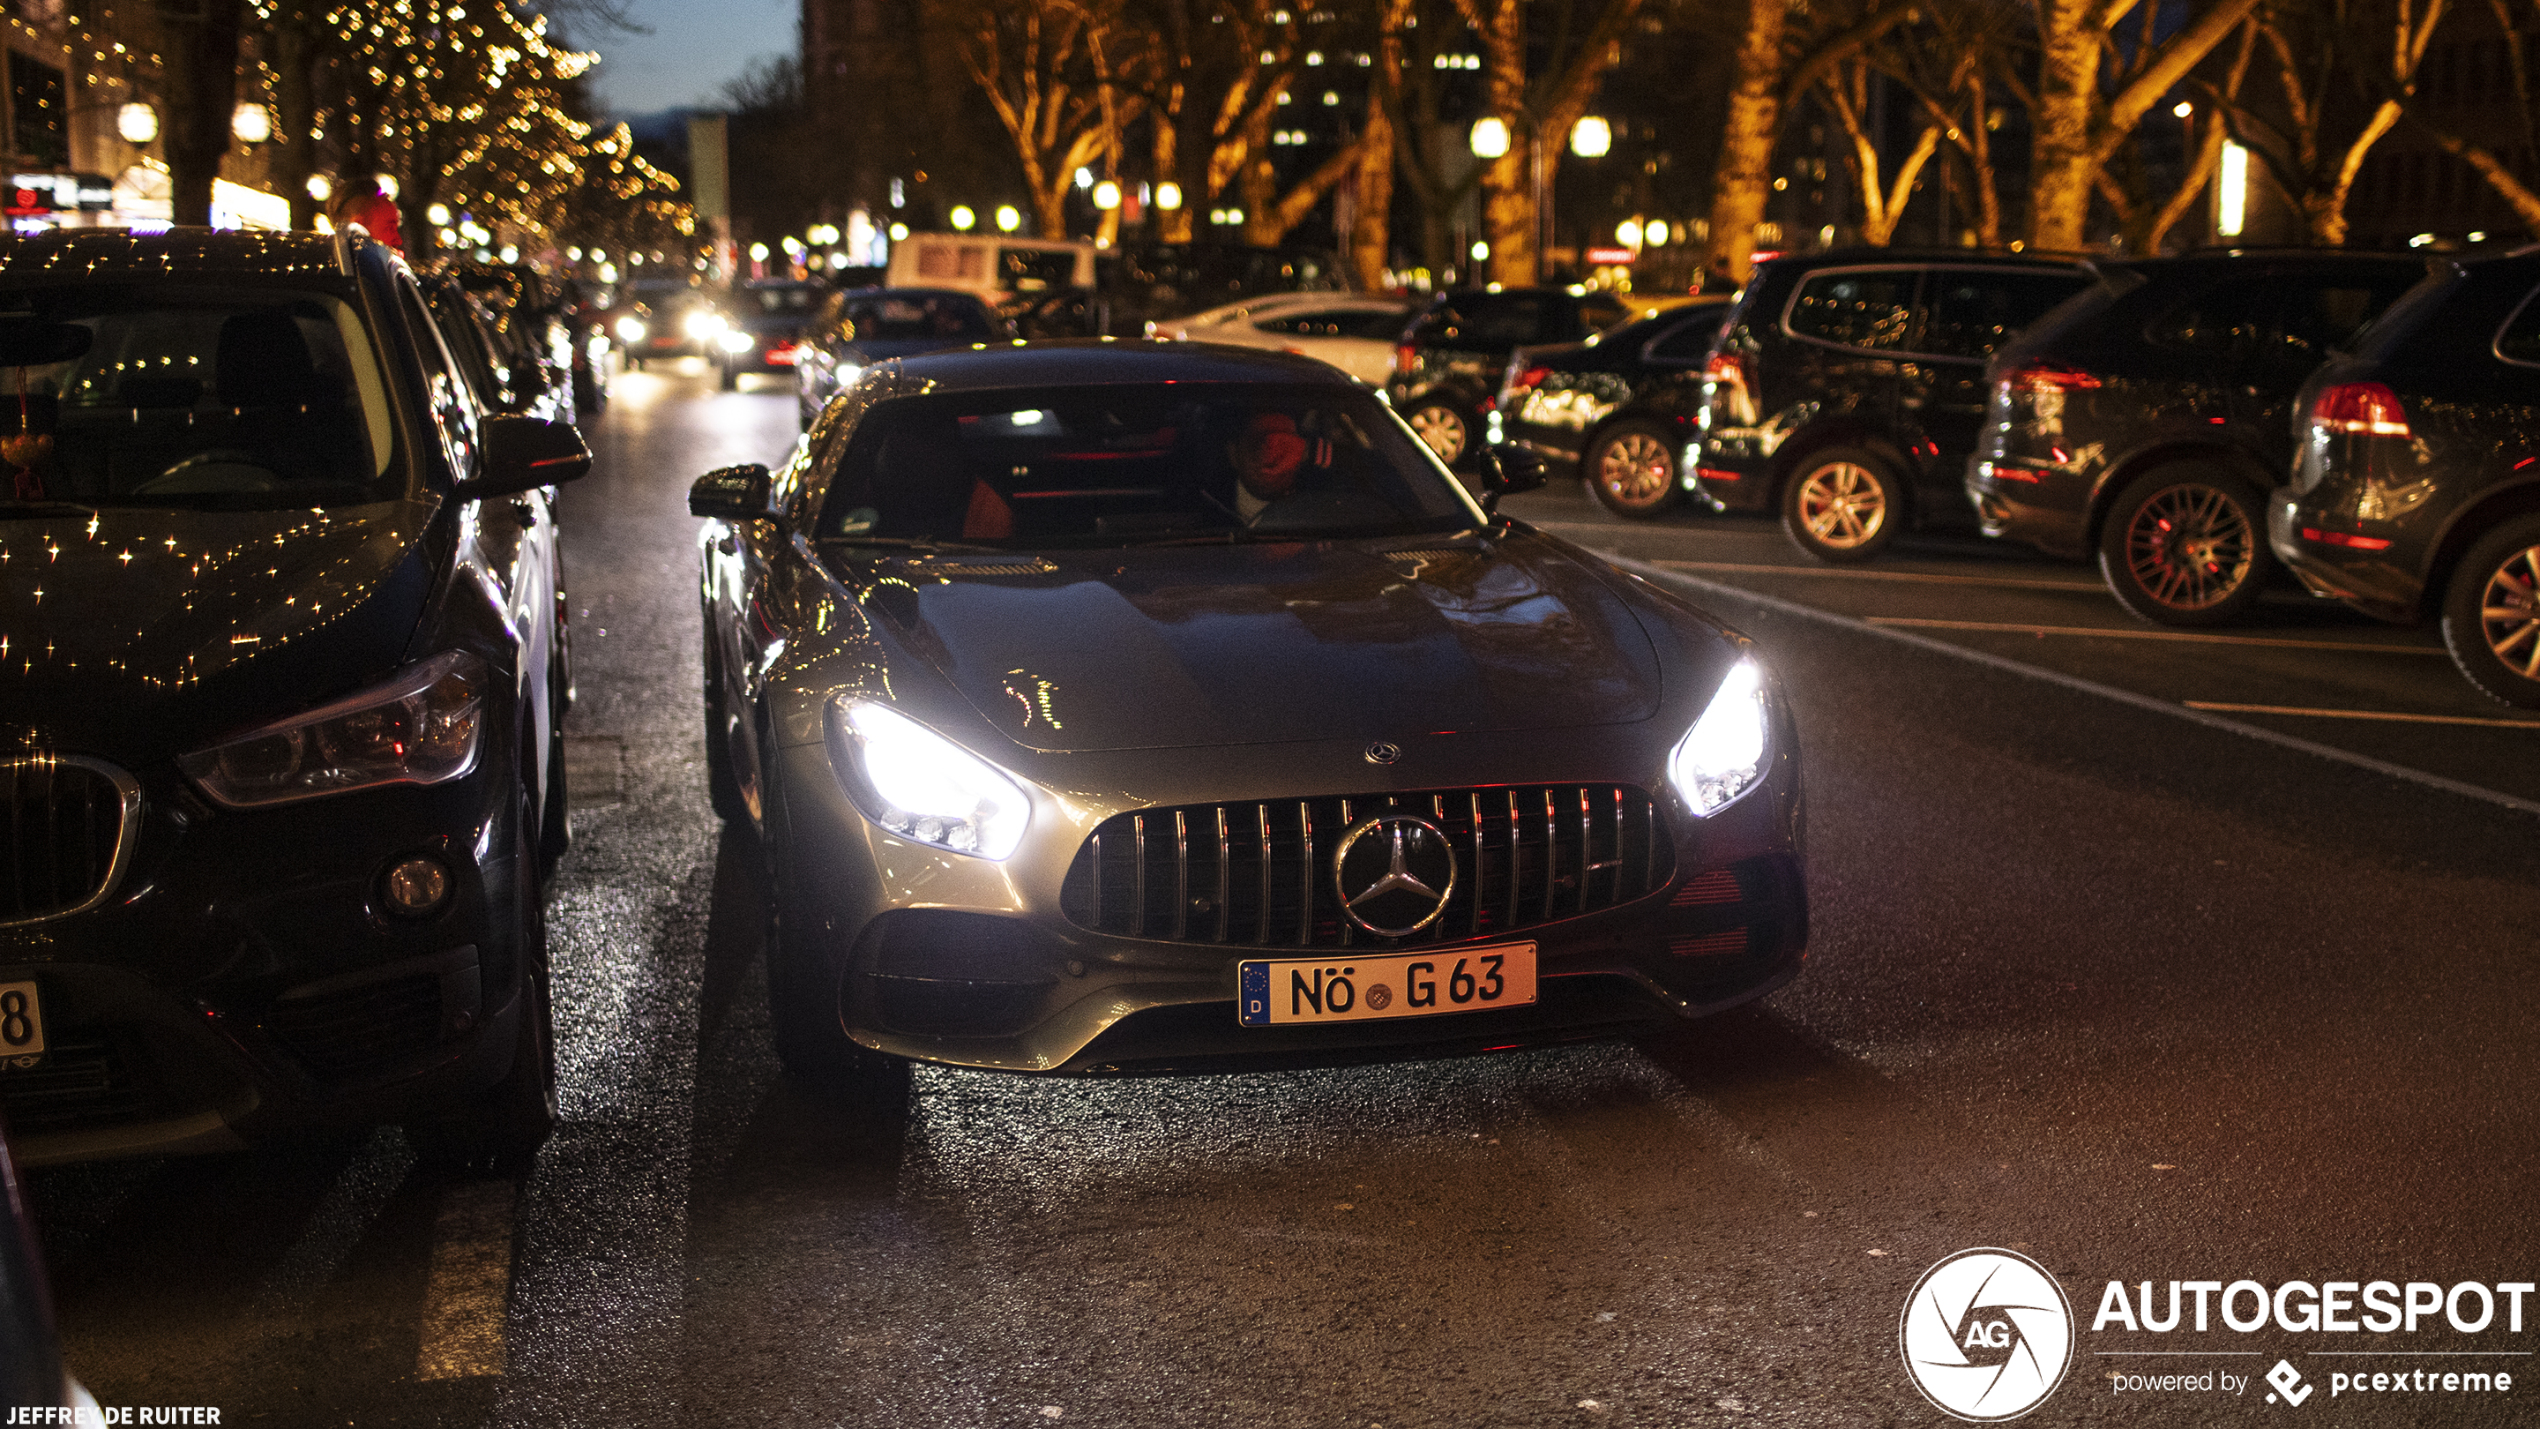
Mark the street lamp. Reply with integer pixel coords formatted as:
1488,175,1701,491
1645,219,1669,247
231,103,272,145
306,174,333,203
950,205,976,231
117,102,157,145
1155,181,1184,211
1092,180,1121,211
994,205,1022,233
1569,116,1612,159
1468,116,1511,160
1616,218,1643,250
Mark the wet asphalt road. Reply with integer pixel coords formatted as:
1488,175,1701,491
27,362,2540,1429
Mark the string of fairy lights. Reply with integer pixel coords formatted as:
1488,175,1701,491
7,3,689,257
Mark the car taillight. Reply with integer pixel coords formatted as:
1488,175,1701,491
2003,363,2102,395
2310,381,2412,438
1507,365,1550,394
1394,343,1417,375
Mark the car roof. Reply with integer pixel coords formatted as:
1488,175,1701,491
890,339,1362,390
0,226,355,281
1756,247,2091,272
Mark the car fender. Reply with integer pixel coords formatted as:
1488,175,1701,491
2083,440,2281,548
1766,420,1914,514
2420,474,2540,623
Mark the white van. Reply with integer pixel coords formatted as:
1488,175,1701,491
883,233,1098,302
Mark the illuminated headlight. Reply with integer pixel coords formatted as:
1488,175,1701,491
178,651,486,809
1668,658,1769,816
614,316,647,343
832,362,862,390
683,310,729,340
717,329,755,354
586,333,610,358
831,699,1030,859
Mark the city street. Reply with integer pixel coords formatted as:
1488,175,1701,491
26,363,2540,1428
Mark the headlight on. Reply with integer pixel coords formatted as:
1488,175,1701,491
1668,657,1769,816
178,651,487,809
683,311,728,340
831,699,1030,859
614,316,647,343
717,329,755,353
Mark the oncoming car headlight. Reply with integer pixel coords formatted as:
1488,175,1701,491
683,310,729,341
1668,658,1769,816
614,316,647,343
178,651,487,809
831,699,1030,859
717,329,755,354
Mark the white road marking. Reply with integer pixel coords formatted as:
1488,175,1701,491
2185,701,2540,730
416,1181,517,1380
1648,558,2105,593
1866,616,2449,656
1617,557,2540,821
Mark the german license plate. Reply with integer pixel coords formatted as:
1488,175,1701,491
1238,944,1537,1027
0,979,45,1066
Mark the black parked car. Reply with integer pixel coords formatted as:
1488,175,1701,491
1013,242,1347,340
793,287,1006,429
1971,251,2423,625
716,278,826,390
423,274,573,424
1693,250,2091,561
2273,249,2540,707
1494,296,1732,517
1390,286,1633,467
0,229,587,1168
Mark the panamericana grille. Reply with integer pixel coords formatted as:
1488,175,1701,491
1061,785,1673,948
1,755,142,926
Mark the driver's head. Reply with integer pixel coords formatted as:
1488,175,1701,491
1228,411,1307,499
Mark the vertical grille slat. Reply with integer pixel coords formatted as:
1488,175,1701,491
0,754,137,926
1063,784,1673,949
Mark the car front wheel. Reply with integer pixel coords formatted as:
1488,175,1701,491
1782,448,1902,562
2099,467,2271,626
2442,514,2540,708
1585,421,1682,518
702,628,751,823
1404,399,1472,467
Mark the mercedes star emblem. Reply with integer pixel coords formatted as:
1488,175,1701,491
1364,741,1402,765
1332,813,1457,936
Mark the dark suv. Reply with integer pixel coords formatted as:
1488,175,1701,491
2273,249,2540,707
1971,251,2423,624
0,229,588,1168
1390,286,1630,466
1693,250,2091,561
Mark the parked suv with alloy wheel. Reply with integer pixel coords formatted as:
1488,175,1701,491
1389,286,1630,467
0,229,588,1168
2273,249,2540,707
1970,251,2422,625
1693,250,2090,561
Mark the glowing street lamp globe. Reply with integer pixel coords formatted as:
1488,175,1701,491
1468,116,1511,160
994,205,1022,233
1569,116,1612,158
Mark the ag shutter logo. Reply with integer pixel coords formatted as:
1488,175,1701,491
1901,1248,2076,1421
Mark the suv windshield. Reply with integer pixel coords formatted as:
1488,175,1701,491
0,285,399,511
817,384,1481,546
844,293,994,342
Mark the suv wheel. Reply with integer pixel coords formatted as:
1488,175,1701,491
1586,421,1681,518
1782,448,1901,562
2100,467,2270,626
1404,400,1472,467
2441,514,2540,709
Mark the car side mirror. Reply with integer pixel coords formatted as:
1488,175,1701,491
457,414,590,498
1478,444,1549,502
688,463,773,521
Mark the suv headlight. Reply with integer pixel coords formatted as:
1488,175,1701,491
614,316,647,343
179,651,487,809
830,699,1030,859
1668,658,1770,816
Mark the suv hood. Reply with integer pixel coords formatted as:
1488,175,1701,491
831,534,1662,753
0,501,438,763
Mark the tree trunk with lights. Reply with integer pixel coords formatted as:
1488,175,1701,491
1455,0,1645,286
264,6,324,230
151,0,246,228
1703,0,1787,282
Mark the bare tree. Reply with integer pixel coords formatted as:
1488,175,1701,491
941,0,1148,239
1701,0,1912,281
1454,0,1649,284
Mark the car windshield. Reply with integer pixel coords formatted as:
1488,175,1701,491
844,294,994,342
0,284,399,511
817,383,1483,546
742,284,822,314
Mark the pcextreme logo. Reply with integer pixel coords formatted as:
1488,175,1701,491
1900,1248,2077,1422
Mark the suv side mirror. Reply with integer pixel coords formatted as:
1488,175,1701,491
1477,444,1549,501
688,463,773,521
458,414,590,497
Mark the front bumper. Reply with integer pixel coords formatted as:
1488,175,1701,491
766,722,1808,1076
0,767,536,1164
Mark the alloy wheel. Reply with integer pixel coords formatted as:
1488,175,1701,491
1407,404,1467,464
1795,462,1888,549
2479,542,2540,678
1597,430,1674,507
2123,484,2254,612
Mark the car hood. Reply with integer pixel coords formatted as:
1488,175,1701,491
840,336,994,364
826,533,1662,753
0,501,438,762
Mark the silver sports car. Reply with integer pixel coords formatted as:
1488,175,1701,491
691,342,1805,1082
